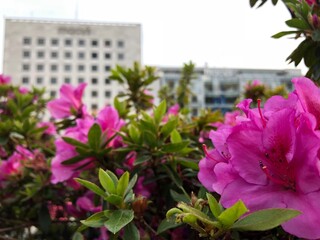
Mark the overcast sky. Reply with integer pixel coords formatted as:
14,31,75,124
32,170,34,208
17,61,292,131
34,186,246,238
0,0,306,73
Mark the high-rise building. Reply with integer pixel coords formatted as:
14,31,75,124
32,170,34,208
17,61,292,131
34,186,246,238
2,17,141,111
158,66,302,115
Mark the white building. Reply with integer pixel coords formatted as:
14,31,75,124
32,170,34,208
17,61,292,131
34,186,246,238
2,17,141,111
158,66,302,115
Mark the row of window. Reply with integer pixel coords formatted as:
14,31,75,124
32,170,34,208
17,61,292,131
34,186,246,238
22,50,124,60
49,90,111,98
22,63,112,72
23,37,124,48
22,76,111,85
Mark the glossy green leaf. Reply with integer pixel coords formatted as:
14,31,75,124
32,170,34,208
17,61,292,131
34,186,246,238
231,208,301,231
99,168,116,194
128,124,140,144
154,100,167,124
72,232,84,240
105,194,123,206
124,174,138,196
206,193,223,218
157,217,182,235
272,31,299,39
218,200,248,228
75,178,106,198
170,129,182,143
88,123,102,151
161,118,178,139
162,141,189,153
81,211,107,228
123,222,140,240
117,171,129,197
104,210,134,234
62,137,88,149
285,18,310,30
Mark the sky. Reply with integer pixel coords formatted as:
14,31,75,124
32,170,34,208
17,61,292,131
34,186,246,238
0,0,307,74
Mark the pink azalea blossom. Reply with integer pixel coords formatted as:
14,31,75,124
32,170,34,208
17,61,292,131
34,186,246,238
47,83,87,119
0,74,11,84
199,77,320,239
19,87,29,94
163,103,180,123
37,122,56,135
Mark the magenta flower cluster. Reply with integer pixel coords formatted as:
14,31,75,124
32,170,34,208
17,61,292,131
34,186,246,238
198,77,320,239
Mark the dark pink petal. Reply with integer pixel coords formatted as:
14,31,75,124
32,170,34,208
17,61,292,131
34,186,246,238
293,77,320,129
282,191,320,239
47,99,72,119
227,124,267,185
212,162,238,194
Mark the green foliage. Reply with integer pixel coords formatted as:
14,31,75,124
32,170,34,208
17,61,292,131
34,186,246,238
110,61,158,113
166,193,300,239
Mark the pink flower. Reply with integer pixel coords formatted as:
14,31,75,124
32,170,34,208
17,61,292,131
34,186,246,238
0,74,11,84
163,104,180,123
47,83,87,119
199,77,320,239
37,122,56,135
19,87,29,94
306,0,317,5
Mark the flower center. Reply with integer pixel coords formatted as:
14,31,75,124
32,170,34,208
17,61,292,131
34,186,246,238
259,152,296,191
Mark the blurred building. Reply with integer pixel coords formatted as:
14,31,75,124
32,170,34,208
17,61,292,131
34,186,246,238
158,66,302,115
2,17,141,111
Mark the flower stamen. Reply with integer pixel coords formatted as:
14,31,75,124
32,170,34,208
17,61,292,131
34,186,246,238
202,144,217,162
257,99,266,128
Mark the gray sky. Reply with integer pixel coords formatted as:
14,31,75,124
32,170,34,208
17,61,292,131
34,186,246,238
0,0,306,73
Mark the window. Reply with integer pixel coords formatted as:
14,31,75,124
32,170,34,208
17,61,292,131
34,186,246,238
51,38,59,46
36,77,43,84
78,78,84,83
51,51,58,58
64,65,71,71
105,65,111,72
22,77,29,84
78,65,85,71
50,77,57,84
65,39,72,46
91,78,98,84
105,53,111,59
37,51,45,58
91,104,98,110
22,51,30,58
105,40,111,47
37,64,44,71
37,38,45,46
22,64,30,71
64,77,71,83
117,40,124,48
204,82,213,91
105,78,110,84
105,91,111,98
91,52,98,59
192,96,197,103
91,65,98,71
118,53,124,60
50,90,56,97
91,40,98,47
192,108,198,116
64,51,72,59
51,64,58,71
91,91,98,97
23,37,31,45
78,52,85,59
78,39,85,46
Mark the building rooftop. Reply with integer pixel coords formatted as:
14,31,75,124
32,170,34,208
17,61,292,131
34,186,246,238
4,17,141,27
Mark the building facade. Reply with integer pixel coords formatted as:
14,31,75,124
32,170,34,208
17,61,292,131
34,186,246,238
158,66,302,115
3,17,141,111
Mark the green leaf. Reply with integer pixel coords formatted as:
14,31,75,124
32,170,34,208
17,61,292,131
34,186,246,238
62,137,88,149
271,0,278,5
128,124,140,144
142,130,157,147
72,232,84,240
161,118,178,139
134,155,151,165
123,222,140,240
162,141,189,153
206,193,223,218
156,217,182,235
170,129,182,143
88,123,102,151
106,170,119,186
75,178,106,198
117,171,130,197
272,31,299,39
285,18,310,30
231,208,301,231
312,29,320,42
99,169,116,194
81,211,107,228
61,154,91,165
105,194,123,206
249,0,259,7
154,100,167,124
104,210,134,234
218,200,248,228
124,174,138,196
170,190,190,203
